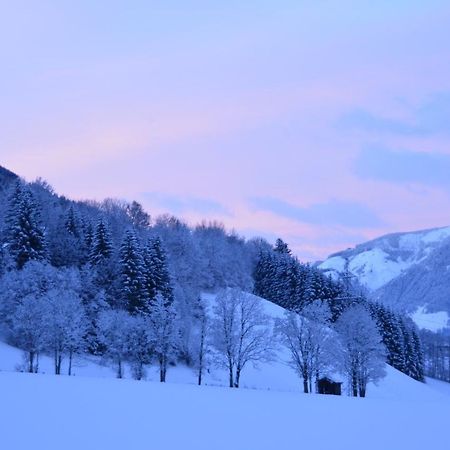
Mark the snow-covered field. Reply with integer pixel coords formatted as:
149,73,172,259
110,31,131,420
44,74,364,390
2,336,450,450
1,368,449,450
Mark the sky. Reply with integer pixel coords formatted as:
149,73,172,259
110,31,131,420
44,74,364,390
1,0,450,261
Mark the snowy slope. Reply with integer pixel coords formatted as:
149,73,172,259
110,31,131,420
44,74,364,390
0,292,444,398
1,369,449,450
319,226,450,329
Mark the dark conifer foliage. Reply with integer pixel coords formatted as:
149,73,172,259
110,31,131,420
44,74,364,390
254,242,425,381
143,237,173,306
4,182,47,269
118,230,146,315
90,219,114,266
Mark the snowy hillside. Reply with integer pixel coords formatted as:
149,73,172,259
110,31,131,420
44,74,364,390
1,365,449,450
0,292,432,395
319,226,450,330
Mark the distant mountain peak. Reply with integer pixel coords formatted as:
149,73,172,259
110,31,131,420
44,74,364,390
319,226,450,330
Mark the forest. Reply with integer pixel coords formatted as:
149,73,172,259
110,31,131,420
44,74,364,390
0,166,426,396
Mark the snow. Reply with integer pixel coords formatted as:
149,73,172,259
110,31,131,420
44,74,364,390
1,368,449,450
319,249,409,291
410,306,449,332
420,226,450,244
319,226,450,293
349,248,409,290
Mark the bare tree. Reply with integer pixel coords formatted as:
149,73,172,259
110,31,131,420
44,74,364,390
277,301,333,393
10,294,48,373
97,309,132,378
334,304,386,397
45,288,87,375
148,293,179,382
212,289,274,388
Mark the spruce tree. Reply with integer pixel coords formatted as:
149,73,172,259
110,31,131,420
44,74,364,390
89,218,113,266
4,182,47,269
119,230,146,315
65,206,80,237
274,238,291,255
142,237,173,306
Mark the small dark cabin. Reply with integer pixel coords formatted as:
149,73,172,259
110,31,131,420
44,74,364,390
317,377,342,396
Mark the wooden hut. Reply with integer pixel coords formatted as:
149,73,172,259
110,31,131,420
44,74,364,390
317,377,342,395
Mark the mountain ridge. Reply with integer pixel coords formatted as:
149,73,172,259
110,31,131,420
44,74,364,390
319,225,450,331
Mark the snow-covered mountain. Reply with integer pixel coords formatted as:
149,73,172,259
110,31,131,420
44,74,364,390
319,227,450,331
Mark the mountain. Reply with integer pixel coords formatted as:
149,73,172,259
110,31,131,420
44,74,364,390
319,227,450,331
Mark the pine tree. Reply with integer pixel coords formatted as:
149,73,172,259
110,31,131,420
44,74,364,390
273,238,291,255
4,182,47,269
65,206,80,237
89,218,113,266
142,237,173,305
118,230,146,315
411,329,425,382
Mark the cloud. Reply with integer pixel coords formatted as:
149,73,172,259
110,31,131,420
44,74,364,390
338,92,450,136
250,197,383,228
142,192,231,216
355,147,450,188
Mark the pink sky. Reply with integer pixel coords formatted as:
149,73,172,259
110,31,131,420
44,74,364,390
2,1,450,260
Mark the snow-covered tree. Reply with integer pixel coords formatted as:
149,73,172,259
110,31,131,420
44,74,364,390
10,294,48,373
148,293,178,382
211,289,274,388
45,288,88,375
126,201,150,230
89,218,113,265
142,237,173,305
127,315,152,380
277,302,333,393
190,297,210,385
97,310,132,379
4,182,47,269
118,229,146,314
334,305,386,397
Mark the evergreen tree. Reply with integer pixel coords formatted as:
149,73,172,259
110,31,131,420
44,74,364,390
89,218,113,265
65,205,80,237
4,182,47,269
273,238,291,255
118,230,146,315
142,237,173,305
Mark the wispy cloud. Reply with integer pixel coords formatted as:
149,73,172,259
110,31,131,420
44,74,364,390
250,197,383,228
355,147,450,188
338,92,450,136
142,192,231,216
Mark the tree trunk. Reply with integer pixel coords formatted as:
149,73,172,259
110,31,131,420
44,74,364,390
352,375,358,397
228,365,234,388
117,358,123,379
235,367,241,388
303,379,309,394
28,351,34,373
68,349,73,376
160,355,166,382
302,366,309,393
358,382,366,398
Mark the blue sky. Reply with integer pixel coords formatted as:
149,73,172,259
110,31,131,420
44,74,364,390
1,1,450,259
